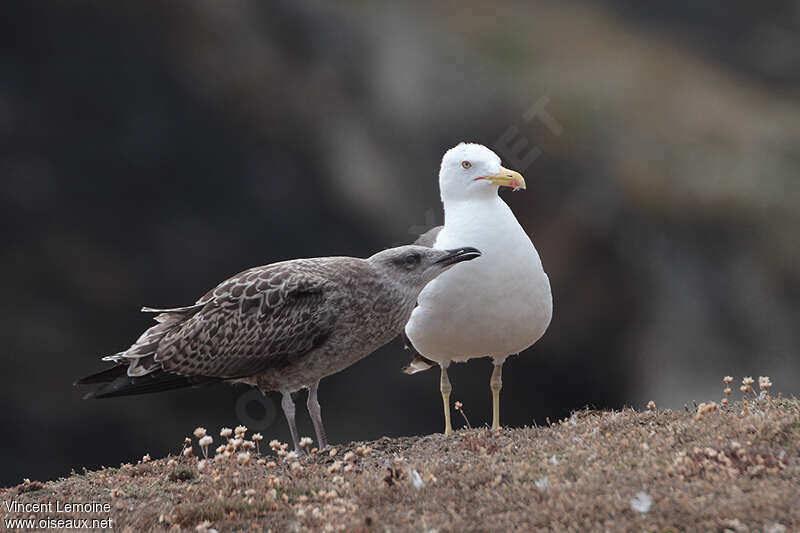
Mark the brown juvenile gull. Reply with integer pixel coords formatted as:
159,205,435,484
77,245,481,451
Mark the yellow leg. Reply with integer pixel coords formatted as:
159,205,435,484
491,363,503,431
440,366,453,435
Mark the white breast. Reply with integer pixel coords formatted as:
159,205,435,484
405,196,552,364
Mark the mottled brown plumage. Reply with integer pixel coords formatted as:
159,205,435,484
78,245,481,451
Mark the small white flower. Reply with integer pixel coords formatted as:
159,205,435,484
142,454,151,463
193,427,207,439
220,428,233,438
629,491,652,514
269,439,281,450
409,469,424,489
234,425,248,436
251,433,263,442
237,452,251,464
199,436,213,448
535,477,549,489
299,437,313,448
195,520,213,532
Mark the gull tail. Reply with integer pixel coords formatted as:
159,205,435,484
77,301,214,399
402,354,437,374
399,330,437,374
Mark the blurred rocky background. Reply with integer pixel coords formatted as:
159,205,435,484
2,0,799,486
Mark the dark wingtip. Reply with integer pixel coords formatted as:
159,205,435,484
413,226,444,248
75,365,128,386
85,372,223,399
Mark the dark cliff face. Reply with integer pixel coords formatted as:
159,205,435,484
2,1,799,486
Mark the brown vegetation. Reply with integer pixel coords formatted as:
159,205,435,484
2,396,798,532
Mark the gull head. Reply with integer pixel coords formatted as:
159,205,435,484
368,245,482,295
438,143,526,202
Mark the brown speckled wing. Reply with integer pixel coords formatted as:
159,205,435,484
154,264,337,379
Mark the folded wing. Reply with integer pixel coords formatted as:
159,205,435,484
77,263,338,398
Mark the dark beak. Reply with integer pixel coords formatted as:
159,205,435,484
435,247,482,267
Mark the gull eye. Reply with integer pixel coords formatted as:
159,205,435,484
461,161,472,169
404,253,421,268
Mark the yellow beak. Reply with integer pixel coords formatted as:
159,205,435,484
475,166,526,191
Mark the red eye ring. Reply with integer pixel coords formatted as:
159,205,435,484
461,161,472,169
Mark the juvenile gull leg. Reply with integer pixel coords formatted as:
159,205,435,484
281,391,303,453
307,381,328,449
490,362,503,431
440,365,453,435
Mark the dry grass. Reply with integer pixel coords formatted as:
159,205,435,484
2,396,798,532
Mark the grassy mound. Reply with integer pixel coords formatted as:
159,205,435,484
2,397,798,532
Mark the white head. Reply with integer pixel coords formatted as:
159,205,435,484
438,143,526,203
